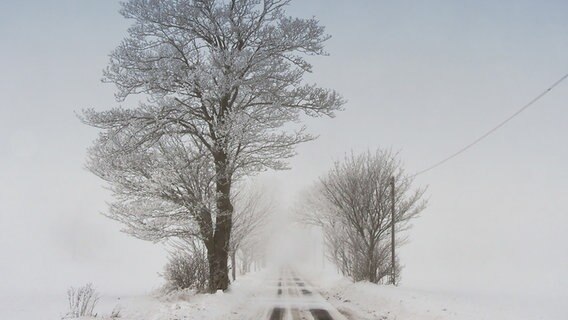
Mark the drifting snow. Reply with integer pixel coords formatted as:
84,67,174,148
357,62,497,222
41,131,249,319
1,272,264,320
92,273,265,320
318,278,566,320
3,269,565,319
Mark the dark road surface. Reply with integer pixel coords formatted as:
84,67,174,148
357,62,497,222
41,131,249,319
250,268,347,320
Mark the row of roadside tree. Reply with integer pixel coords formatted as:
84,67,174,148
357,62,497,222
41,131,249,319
82,0,426,292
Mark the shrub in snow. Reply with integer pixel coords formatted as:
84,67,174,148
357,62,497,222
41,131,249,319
162,240,209,293
110,305,121,318
63,283,99,318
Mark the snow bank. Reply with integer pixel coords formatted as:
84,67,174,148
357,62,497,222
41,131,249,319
1,271,266,320
318,279,566,320
104,271,266,320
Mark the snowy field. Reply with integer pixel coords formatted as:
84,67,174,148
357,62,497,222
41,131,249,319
320,279,567,320
0,272,263,320
304,267,567,320
3,268,565,320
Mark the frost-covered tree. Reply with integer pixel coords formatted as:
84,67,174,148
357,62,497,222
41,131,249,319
301,150,427,284
86,133,216,242
82,0,343,292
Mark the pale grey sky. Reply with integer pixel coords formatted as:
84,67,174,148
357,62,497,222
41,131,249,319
1,0,567,299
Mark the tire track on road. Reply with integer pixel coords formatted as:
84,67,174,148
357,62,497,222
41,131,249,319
262,268,346,320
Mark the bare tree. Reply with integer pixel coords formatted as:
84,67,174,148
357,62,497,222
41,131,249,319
301,150,427,283
229,185,271,281
81,0,343,291
237,233,267,273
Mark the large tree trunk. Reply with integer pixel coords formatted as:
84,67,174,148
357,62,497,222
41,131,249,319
208,244,230,292
208,151,233,293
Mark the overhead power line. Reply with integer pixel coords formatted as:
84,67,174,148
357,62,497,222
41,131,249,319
412,72,568,177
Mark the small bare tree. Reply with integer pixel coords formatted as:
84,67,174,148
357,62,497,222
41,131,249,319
302,149,427,283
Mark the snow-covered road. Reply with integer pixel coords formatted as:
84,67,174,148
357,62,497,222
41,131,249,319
248,268,347,320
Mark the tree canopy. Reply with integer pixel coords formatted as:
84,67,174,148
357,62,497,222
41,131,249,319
82,0,344,291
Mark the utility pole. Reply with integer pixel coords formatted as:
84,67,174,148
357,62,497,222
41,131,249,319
390,176,396,285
